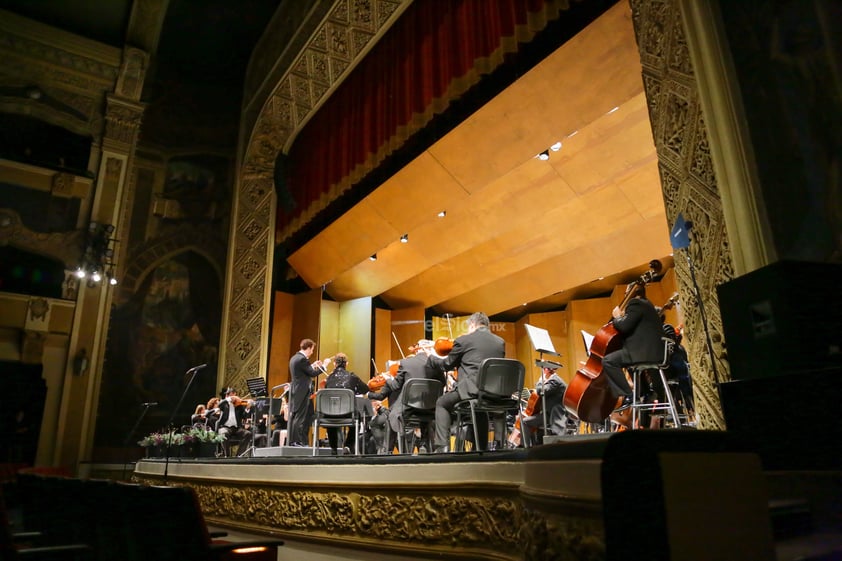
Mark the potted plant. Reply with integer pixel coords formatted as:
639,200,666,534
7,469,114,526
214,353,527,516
138,430,186,458
184,426,225,457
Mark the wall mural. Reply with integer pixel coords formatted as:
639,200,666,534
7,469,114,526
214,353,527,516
95,252,221,451
162,156,227,221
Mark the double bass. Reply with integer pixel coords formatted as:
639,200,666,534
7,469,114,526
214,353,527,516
562,260,662,423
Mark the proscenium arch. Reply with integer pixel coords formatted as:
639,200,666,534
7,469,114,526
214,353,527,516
225,0,753,430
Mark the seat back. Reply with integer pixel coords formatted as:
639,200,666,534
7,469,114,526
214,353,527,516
476,358,525,402
124,484,210,561
401,378,443,410
315,388,355,418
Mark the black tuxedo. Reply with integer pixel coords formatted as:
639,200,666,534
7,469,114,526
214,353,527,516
602,296,665,399
369,352,446,444
216,398,252,455
428,327,505,400
288,351,321,445
428,326,505,450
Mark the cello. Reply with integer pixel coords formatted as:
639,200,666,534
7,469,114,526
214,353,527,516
562,260,662,423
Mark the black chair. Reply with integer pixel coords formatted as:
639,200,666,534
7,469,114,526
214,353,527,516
312,388,359,456
121,483,283,561
454,358,525,451
1,483,92,561
627,337,681,429
393,378,443,454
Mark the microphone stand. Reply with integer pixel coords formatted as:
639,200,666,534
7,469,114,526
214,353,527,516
682,228,724,406
163,363,206,485
121,402,156,480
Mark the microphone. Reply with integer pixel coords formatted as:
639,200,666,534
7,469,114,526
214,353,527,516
141,402,158,407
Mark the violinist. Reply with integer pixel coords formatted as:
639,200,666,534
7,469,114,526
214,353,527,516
519,366,571,447
191,404,208,426
602,285,665,409
428,312,505,453
288,338,330,447
217,387,253,456
204,396,221,428
368,340,445,454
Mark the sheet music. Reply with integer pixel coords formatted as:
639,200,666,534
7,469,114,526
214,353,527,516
525,324,556,354
580,330,595,355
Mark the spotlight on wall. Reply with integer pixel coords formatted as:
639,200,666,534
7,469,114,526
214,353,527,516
369,254,377,261
400,234,408,243
537,150,550,161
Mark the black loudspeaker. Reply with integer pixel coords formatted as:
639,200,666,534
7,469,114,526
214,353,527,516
716,260,842,381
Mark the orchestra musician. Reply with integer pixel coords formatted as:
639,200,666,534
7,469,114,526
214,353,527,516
191,404,208,426
288,338,330,447
428,312,505,453
602,285,665,409
663,323,694,417
216,387,253,456
323,353,368,455
519,365,572,447
204,396,221,428
368,340,445,454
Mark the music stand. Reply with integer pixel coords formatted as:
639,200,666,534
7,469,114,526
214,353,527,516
524,324,563,444
239,377,269,457
268,383,289,446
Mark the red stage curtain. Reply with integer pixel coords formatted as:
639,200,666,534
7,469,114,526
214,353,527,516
280,0,567,242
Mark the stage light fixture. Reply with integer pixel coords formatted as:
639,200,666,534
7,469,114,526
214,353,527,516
400,234,408,243
369,254,377,261
550,141,562,151
438,210,446,218
537,150,550,161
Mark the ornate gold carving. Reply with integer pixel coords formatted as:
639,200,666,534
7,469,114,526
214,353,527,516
630,0,732,430
127,476,602,561
51,173,75,197
28,298,50,323
104,103,143,145
0,209,83,269
0,32,120,82
115,47,148,101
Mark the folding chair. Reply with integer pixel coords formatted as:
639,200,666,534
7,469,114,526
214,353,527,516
454,358,525,451
312,388,359,456
394,378,443,454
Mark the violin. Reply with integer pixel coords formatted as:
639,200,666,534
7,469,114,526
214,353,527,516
368,361,399,391
229,395,254,408
434,337,453,357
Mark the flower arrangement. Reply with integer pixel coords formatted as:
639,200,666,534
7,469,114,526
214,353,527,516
185,426,226,444
137,430,185,447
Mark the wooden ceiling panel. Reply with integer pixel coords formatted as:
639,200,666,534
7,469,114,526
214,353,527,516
291,3,671,320
365,151,469,228
427,3,645,195
288,201,400,287
436,217,673,317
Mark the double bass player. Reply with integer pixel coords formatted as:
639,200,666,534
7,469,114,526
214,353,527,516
601,284,665,409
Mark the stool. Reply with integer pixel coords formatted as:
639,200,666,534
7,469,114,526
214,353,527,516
627,337,681,429
667,380,695,426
